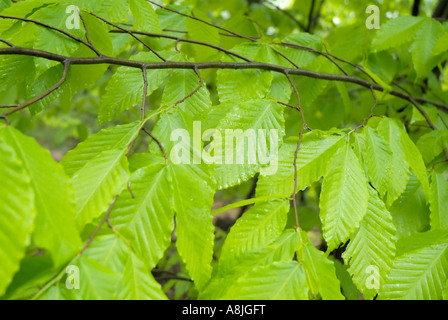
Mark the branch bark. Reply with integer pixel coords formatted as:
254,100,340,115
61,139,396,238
1,46,446,114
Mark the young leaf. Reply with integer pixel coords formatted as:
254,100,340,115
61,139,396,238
129,0,160,33
217,69,273,103
213,99,285,189
116,253,167,300
389,173,430,239
72,148,129,229
410,19,446,79
378,230,448,300
99,53,170,124
0,140,35,296
1,127,82,267
298,232,344,300
109,163,174,269
256,132,345,197
376,118,411,207
363,126,392,197
342,186,396,299
429,171,448,230
73,256,119,300
371,16,425,51
219,199,290,272
319,139,369,251
170,164,215,291
61,121,141,177
220,261,309,300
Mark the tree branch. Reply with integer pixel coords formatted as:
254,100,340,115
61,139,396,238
0,14,101,56
1,46,446,115
1,60,70,116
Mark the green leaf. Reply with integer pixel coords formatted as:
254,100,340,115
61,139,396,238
220,261,309,300
82,234,128,273
410,19,446,79
256,132,345,197
99,53,169,124
199,229,299,300
129,0,160,33
0,55,35,93
430,171,448,230
0,0,12,12
298,232,344,300
117,253,167,300
371,16,425,51
376,118,411,207
363,127,393,197
1,127,82,267
109,163,174,269
185,9,220,60
26,64,64,115
389,173,431,239
96,0,130,23
219,199,290,272
342,186,396,299
212,99,285,189
73,256,119,300
444,280,448,300
417,130,448,164
72,148,129,229
170,164,215,290
61,121,142,177
319,139,369,251
30,3,84,75
150,68,212,155
398,122,430,200
217,69,273,103
362,51,397,86
0,140,35,296
378,230,448,300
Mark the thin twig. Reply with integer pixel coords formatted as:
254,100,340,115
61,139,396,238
147,0,258,42
141,66,148,121
306,0,316,32
80,195,119,254
1,60,70,116
76,8,98,55
142,127,168,162
284,71,308,230
1,47,448,115
174,68,203,106
88,11,166,62
0,38,14,47
0,14,101,56
110,29,253,62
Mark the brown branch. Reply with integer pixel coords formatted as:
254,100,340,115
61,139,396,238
0,38,14,47
141,66,148,121
1,47,447,116
0,14,101,56
1,60,70,116
285,71,308,230
358,86,381,129
306,0,316,32
142,127,168,162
